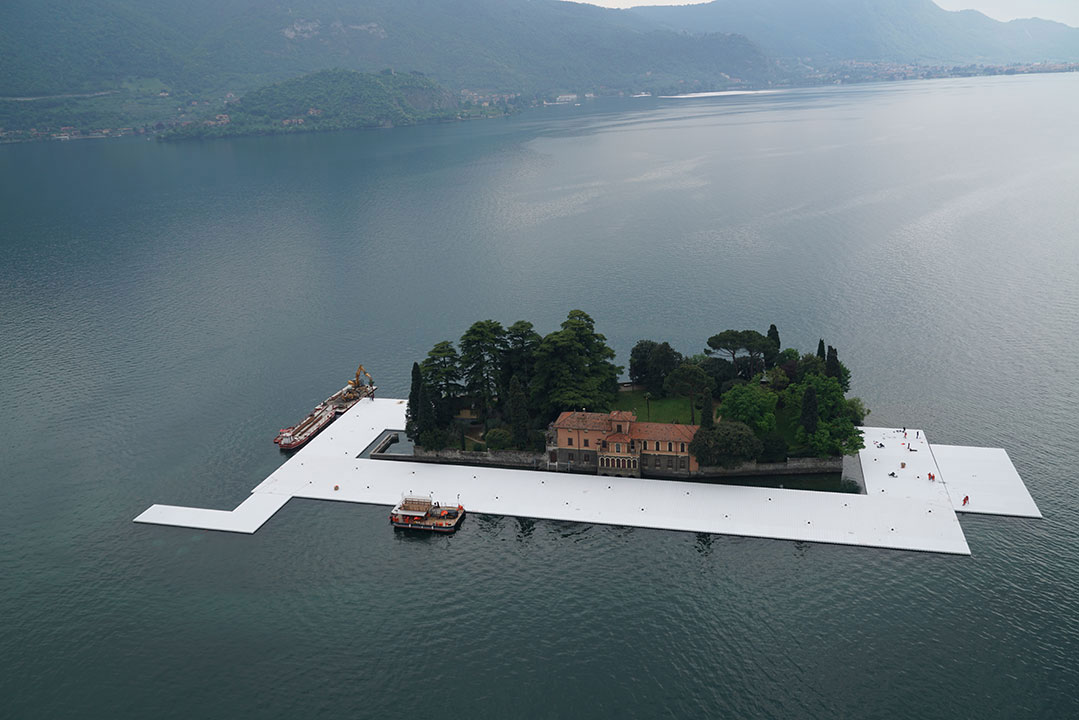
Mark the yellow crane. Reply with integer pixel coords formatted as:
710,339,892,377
343,364,374,400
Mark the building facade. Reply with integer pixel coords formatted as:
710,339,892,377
547,410,699,478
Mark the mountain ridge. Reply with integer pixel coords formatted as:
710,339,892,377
629,0,1079,64
0,0,771,98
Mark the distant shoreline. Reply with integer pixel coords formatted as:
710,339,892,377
659,90,779,99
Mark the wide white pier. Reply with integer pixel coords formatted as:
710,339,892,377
134,399,1041,554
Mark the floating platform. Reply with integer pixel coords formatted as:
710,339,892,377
134,399,1041,554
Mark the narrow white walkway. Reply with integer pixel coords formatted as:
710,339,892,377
134,492,290,533
134,400,1040,554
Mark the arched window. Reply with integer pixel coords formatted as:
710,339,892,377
680,442,685,453
667,442,673,452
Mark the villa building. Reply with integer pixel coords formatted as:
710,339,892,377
548,410,699,478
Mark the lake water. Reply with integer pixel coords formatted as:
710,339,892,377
2,73,1078,718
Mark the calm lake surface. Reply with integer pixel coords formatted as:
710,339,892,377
2,73,1078,718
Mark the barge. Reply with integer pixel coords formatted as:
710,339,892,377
274,365,376,450
390,495,465,533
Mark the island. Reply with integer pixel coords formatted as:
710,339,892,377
398,310,867,486
134,316,1041,554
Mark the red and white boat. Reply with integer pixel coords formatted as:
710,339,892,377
390,496,466,533
274,365,376,451
273,402,336,450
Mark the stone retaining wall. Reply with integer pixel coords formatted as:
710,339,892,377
697,456,843,477
382,447,547,470
379,446,842,478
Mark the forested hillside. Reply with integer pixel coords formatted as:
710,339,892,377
162,69,468,139
0,0,770,98
632,0,1079,64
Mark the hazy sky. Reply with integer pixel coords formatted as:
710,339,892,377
580,1,1079,28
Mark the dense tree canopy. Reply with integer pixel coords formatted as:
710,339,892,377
629,339,683,396
783,373,863,457
532,310,621,419
689,421,763,468
719,382,777,435
459,319,506,422
706,329,772,377
500,320,542,399
629,340,658,387
408,315,864,462
664,362,714,424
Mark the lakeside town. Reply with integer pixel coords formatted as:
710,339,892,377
3,61,1076,144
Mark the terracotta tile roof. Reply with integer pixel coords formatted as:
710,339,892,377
605,433,632,444
553,410,639,431
552,411,611,431
630,422,698,444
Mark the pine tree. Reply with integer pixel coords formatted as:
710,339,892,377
816,338,826,360
531,310,621,418
421,340,461,426
499,320,541,401
507,375,530,449
459,319,506,424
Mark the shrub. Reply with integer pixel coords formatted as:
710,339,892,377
418,428,451,450
485,427,513,451
689,421,763,468
760,432,789,463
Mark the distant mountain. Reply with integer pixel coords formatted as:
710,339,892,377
0,0,771,98
630,0,1079,64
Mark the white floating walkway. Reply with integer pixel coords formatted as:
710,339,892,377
135,399,1041,554
135,492,290,534
932,444,1042,518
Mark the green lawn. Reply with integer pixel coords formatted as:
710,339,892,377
612,389,713,425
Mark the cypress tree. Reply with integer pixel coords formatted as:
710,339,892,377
700,394,715,429
405,362,422,439
816,338,826,360
825,345,840,379
801,384,819,435
416,380,437,438
767,324,780,351
765,324,781,368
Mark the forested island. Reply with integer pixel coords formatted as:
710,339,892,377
160,69,507,141
403,310,866,475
